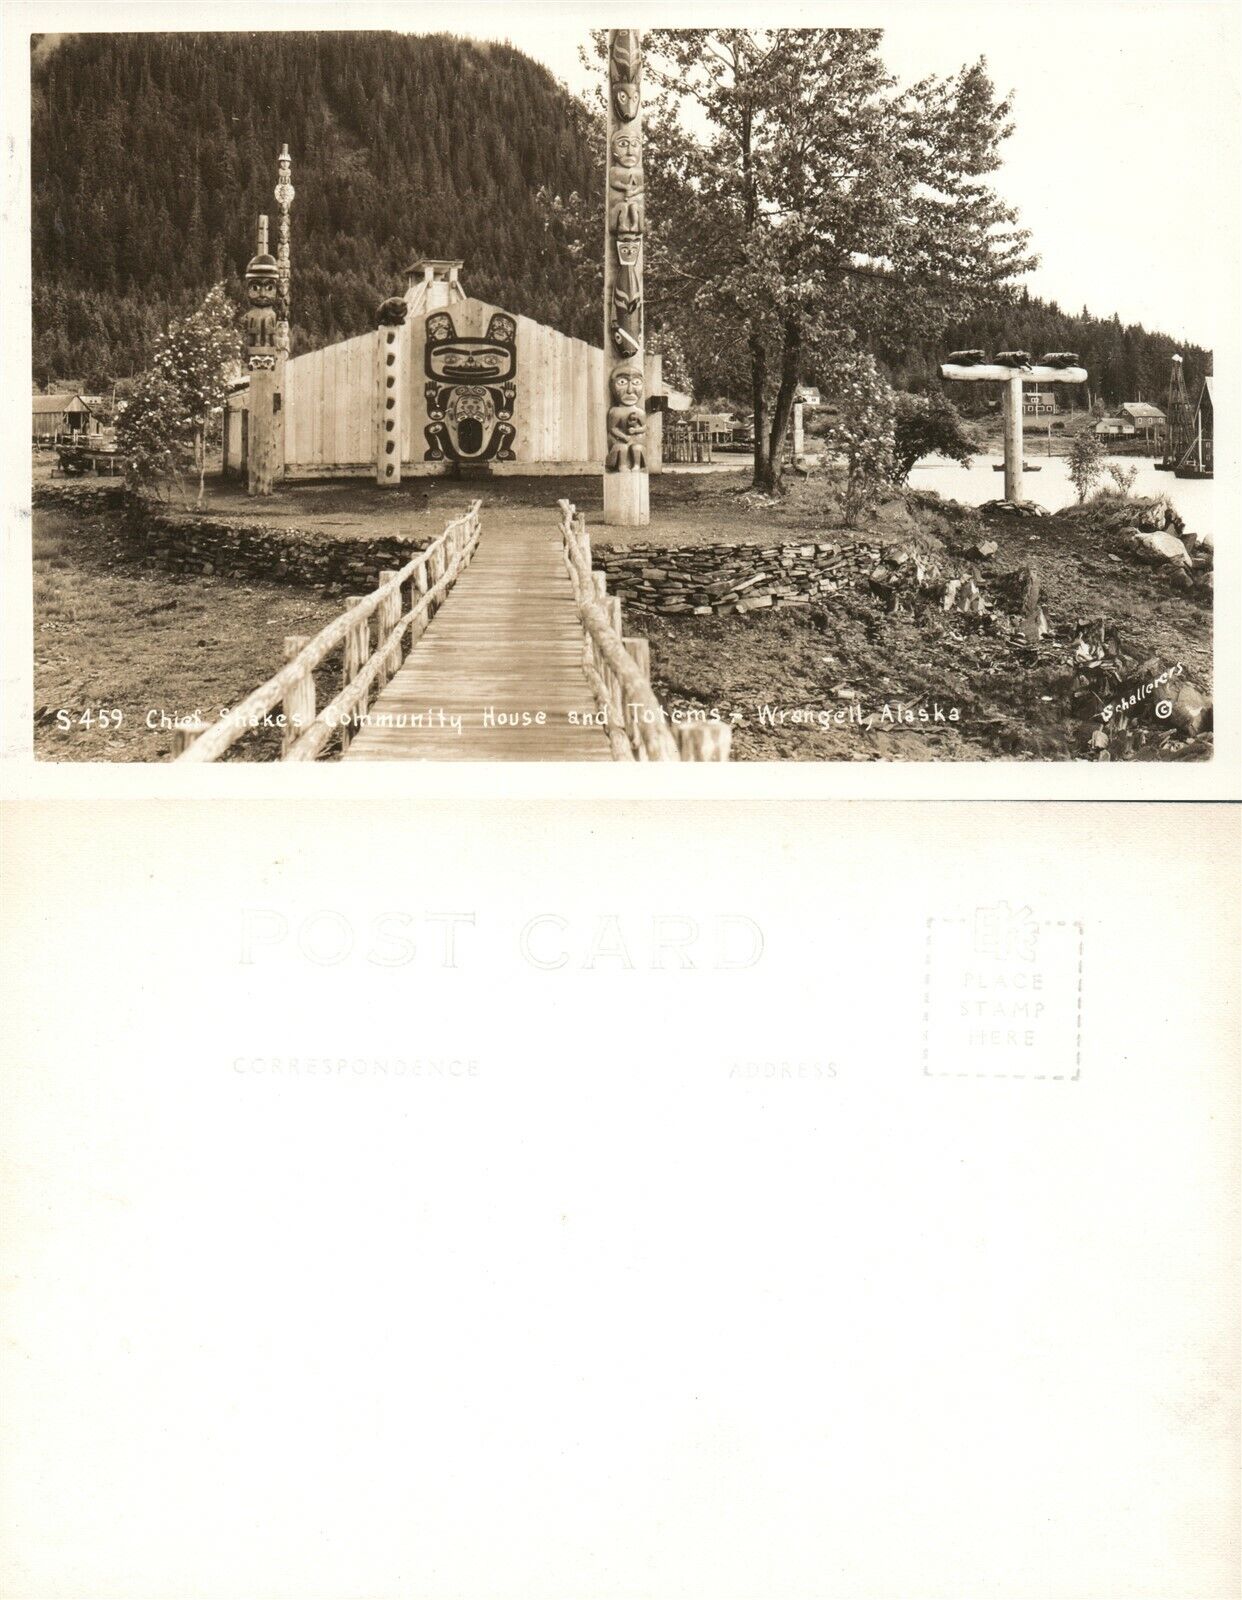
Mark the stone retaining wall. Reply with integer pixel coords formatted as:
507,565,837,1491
139,516,424,595
595,539,884,615
32,482,425,594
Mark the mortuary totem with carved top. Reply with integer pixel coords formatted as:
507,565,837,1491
603,28,649,526
242,223,279,495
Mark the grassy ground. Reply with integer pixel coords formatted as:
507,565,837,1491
135,463,915,550
33,505,340,761
29,465,1211,763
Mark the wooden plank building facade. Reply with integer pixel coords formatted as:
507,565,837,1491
225,261,667,481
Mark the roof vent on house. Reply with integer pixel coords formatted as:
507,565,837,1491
404,259,467,314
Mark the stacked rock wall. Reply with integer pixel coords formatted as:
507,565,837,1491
138,515,422,594
595,539,884,615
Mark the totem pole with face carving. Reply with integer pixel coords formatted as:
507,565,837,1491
242,221,279,496
603,28,649,525
272,143,294,480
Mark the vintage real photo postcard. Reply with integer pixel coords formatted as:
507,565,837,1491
2,1,1237,785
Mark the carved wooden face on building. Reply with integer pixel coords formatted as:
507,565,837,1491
423,311,517,465
444,387,496,457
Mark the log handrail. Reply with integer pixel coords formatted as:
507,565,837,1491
556,499,730,762
174,501,482,762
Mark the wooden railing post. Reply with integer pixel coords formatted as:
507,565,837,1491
340,599,369,751
411,556,430,642
376,571,401,684
171,717,208,757
675,720,732,761
281,635,314,756
623,637,650,758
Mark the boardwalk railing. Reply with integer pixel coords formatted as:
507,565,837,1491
173,501,483,762
556,499,730,762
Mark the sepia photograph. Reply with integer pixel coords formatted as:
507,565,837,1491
20,12,1228,765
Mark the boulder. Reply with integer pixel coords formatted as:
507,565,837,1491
1129,529,1191,568
1165,682,1212,737
864,497,920,538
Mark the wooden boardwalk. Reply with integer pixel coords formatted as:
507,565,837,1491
343,520,612,762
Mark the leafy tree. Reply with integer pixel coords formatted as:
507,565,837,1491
823,352,895,526
889,391,975,483
1068,428,1104,503
116,282,239,505
635,29,1034,494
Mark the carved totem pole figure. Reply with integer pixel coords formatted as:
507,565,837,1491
243,229,279,495
274,146,294,347
603,28,649,525
243,244,279,358
272,144,294,481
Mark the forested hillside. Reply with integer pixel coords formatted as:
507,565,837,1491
32,31,1210,405
31,31,599,386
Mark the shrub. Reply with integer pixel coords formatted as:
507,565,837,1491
1068,429,1105,503
1104,461,1139,498
889,392,975,484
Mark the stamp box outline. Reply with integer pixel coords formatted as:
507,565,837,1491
921,911,1084,1080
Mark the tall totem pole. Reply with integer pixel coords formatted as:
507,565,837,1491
273,144,294,478
242,219,279,496
603,29,649,526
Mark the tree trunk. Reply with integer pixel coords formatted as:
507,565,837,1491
750,333,770,490
762,321,803,497
196,427,207,508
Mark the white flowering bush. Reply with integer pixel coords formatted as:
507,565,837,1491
116,283,239,506
823,353,896,526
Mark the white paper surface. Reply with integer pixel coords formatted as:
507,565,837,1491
2,800,1237,1599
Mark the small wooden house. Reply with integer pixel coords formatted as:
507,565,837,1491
688,411,739,445
32,392,98,440
1119,401,1165,440
1022,389,1057,416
